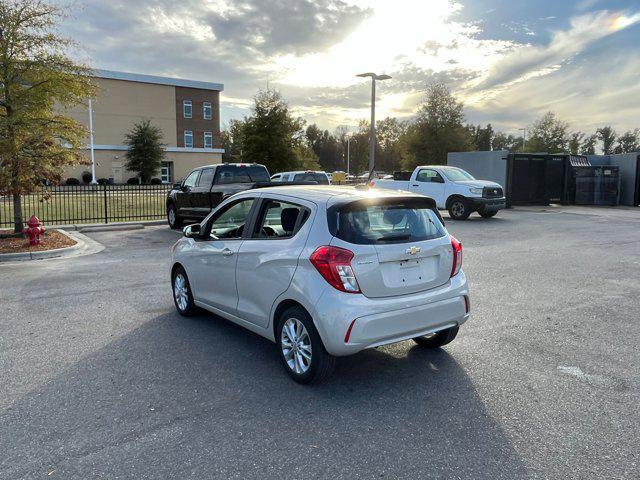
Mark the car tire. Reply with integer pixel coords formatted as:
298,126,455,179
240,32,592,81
172,266,197,316
447,198,471,220
478,208,498,218
413,326,459,348
276,306,336,384
167,204,183,229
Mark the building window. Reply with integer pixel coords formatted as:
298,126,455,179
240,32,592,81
184,130,193,148
161,162,173,183
204,131,213,149
183,100,192,118
203,102,212,120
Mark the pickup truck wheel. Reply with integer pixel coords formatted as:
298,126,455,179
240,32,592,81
478,208,498,218
167,204,183,229
413,326,459,348
448,199,471,220
277,306,336,384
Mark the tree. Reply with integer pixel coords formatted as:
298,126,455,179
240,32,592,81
375,117,406,172
614,129,639,154
492,132,521,151
305,124,341,172
473,124,493,151
580,134,597,155
240,89,306,173
401,83,473,169
596,126,616,155
526,112,568,153
568,132,585,155
124,120,165,182
221,119,244,162
0,0,96,232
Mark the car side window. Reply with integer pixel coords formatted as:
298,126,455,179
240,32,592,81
416,169,443,183
183,170,200,188
207,199,255,240
197,168,215,187
252,199,308,239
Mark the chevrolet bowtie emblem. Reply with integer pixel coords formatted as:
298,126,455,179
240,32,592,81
406,246,421,255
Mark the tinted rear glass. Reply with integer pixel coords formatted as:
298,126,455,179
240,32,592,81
328,199,445,245
215,165,270,184
293,173,329,184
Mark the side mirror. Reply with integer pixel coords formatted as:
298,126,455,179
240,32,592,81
173,182,182,190
183,224,201,238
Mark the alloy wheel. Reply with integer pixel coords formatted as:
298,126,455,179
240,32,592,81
174,273,189,311
168,207,176,227
281,318,313,374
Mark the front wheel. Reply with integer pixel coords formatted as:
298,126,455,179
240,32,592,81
413,326,459,348
277,306,336,384
172,266,197,316
447,199,471,220
167,204,183,229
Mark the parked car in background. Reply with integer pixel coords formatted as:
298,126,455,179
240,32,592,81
166,163,270,228
270,170,331,184
371,166,506,220
171,186,469,384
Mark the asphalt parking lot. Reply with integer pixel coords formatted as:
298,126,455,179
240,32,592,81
1,207,638,479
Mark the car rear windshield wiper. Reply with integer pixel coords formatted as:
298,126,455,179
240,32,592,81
376,233,411,242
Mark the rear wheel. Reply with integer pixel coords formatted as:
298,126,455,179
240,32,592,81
167,204,183,229
478,208,498,218
277,306,336,384
413,326,459,348
447,198,471,220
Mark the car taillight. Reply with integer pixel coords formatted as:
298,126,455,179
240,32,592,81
310,246,361,293
450,236,462,278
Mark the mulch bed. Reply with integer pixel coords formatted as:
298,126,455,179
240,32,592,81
0,230,77,254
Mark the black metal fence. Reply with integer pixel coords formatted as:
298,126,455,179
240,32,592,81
0,184,172,228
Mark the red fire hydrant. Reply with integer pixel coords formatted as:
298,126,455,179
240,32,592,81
23,215,45,246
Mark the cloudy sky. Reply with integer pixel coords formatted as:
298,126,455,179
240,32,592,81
58,0,640,135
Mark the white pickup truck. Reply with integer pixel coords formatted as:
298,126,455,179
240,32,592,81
370,166,506,220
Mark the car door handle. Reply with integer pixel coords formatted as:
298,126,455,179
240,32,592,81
221,248,234,257
412,184,419,187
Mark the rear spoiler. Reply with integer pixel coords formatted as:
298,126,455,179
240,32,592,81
328,195,446,226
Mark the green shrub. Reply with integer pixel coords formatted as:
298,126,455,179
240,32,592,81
126,177,140,185
65,178,81,185
97,178,109,185
150,178,162,185
81,171,92,184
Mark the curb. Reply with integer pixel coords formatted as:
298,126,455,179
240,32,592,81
46,219,167,231
0,229,105,263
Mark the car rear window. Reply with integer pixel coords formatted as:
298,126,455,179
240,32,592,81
215,165,270,184
293,173,329,184
327,198,445,245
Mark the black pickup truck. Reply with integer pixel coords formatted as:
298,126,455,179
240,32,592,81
166,163,271,228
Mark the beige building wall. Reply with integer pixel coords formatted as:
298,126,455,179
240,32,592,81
65,150,222,183
61,71,224,183
65,78,178,147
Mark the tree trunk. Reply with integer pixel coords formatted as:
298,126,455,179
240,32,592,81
13,194,24,233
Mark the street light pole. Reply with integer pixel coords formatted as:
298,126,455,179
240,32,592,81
346,135,351,175
357,72,391,180
88,99,97,185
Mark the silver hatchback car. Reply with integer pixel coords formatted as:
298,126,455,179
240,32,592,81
171,186,469,384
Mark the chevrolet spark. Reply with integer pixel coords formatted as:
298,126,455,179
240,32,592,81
171,186,469,384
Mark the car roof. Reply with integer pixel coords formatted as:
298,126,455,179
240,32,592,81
195,163,266,169
239,185,427,205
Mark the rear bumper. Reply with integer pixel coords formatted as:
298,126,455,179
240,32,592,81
468,197,506,211
311,271,469,356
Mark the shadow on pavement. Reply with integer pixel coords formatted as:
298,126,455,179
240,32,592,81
1,310,528,479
